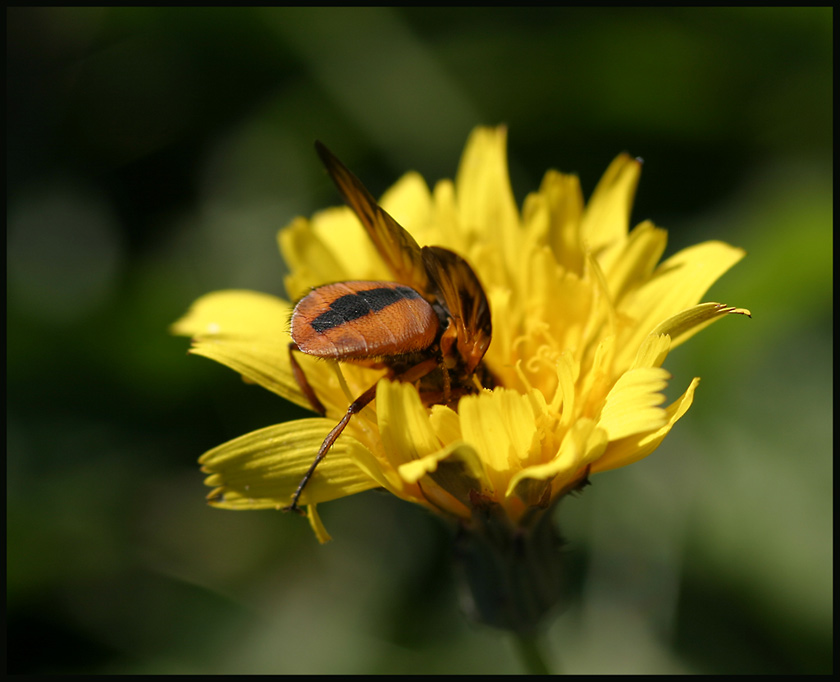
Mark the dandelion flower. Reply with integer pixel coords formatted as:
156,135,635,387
173,127,749,632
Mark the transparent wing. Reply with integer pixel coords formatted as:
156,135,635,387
421,246,492,373
315,142,430,295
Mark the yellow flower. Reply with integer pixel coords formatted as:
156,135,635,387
173,127,749,545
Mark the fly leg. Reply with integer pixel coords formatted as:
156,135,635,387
282,380,378,516
288,342,327,417
283,356,439,515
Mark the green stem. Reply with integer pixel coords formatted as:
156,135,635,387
512,633,554,675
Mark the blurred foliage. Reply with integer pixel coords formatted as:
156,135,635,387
7,7,831,674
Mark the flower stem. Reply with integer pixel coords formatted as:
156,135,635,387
512,633,553,675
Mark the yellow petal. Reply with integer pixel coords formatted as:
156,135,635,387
397,440,484,516
615,241,746,370
581,153,642,257
307,504,332,544
278,216,352,300
375,381,487,516
650,302,752,349
605,220,668,304
376,380,442,467
379,171,433,238
555,351,579,427
455,127,520,267
189,340,309,410
579,335,616,417
172,289,291,339
396,440,485,486
539,169,585,275
506,418,607,498
584,251,618,347
429,179,465,252
173,290,317,410
528,258,592,385
459,388,539,495
483,286,517,385
521,190,550,249
200,419,378,509
599,367,670,441
592,378,700,473
429,404,463,444
630,333,672,370
362,380,459,507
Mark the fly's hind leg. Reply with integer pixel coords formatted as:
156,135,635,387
282,379,379,515
282,356,439,516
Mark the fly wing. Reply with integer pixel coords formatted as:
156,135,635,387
421,246,492,373
315,141,430,295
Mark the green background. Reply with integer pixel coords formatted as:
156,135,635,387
7,7,831,674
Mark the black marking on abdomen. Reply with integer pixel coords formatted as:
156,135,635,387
311,286,421,333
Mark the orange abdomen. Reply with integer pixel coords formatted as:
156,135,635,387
291,281,440,359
